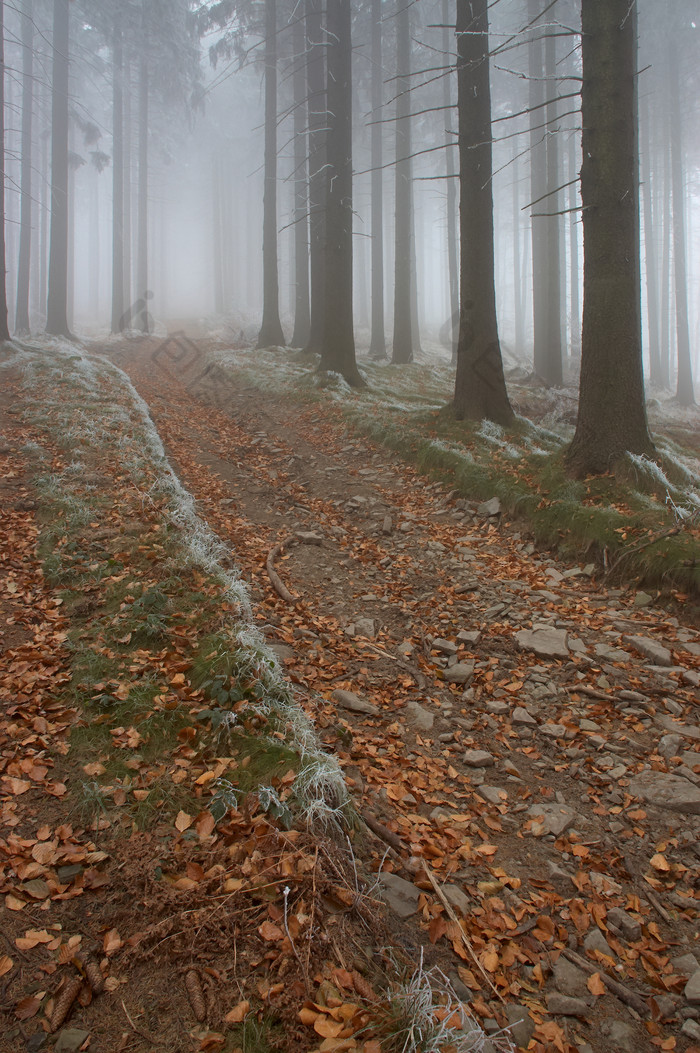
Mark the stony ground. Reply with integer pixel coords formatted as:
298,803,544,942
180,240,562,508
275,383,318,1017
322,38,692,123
1,333,699,1053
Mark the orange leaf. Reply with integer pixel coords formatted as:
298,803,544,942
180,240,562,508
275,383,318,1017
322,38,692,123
474,843,498,857
299,1007,319,1026
15,995,42,1020
196,811,216,840
481,950,499,973
650,854,670,872
103,928,122,955
5,895,26,912
314,1017,344,1039
175,810,192,832
587,972,606,997
258,920,284,942
2,777,31,795
0,955,13,978
224,1000,250,1024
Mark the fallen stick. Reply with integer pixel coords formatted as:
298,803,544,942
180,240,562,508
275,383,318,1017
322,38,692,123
361,811,406,854
265,532,323,605
561,948,649,1017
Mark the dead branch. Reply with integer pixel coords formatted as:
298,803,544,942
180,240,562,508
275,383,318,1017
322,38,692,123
561,948,649,1016
361,810,407,854
265,531,323,605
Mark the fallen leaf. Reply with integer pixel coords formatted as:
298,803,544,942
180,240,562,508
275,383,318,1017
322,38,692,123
224,1000,250,1024
5,895,26,912
587,972,606,997
0,955,13,978
258,920,284,942
650,854,671,873
15,994,42,1020
314,1016,344,1039
103,929,122,955
175,810,193,832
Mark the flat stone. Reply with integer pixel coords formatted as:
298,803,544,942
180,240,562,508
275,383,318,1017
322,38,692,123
584,927,613,957
478,786,507,806
629,771,700,815
672,953,699,977
685,971,700,1006
457,630,481,645
377,873,422,918
485,699,509,715
528,803,578,837
432,637,458,655
443,662,475,684
594,643,631,663
515,627,569,659
512,706,537,726
539,723,568,738
353,618,377,639
623,635,673,667
546,993,589,1017
657,716,700,742
382,515,393,535
269,643,294,662
463,749,495,768
634,591,654,607
504,1004,535,1049
682,1020,700,1041
54,1032,91,1053
332,689,379,716
553,957,589,998
57,865,84,884
443,884,471,915
478,497,501,517
406,701,434,732
658,733,684,758
600,1021,636,1053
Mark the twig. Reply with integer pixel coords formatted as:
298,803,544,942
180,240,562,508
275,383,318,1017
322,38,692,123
265,531,324,604
604,525,682,580
561,949,649,1016
361,810,407,854
422,863,506,1005
121,999,166,1046
642,886,672,924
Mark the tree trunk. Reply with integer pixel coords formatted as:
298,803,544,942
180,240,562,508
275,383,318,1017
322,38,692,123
111,10,125,333
453,0,513,425
213,156,224,314
46,0,71,337
640,91,660,387
368,0,386,359
137,30,149,331
512,136,524,355
543,27,562,384
568,130,581,359
443,0,459,364
659,118,672,389
318,0,362,386
528,0,546,375
392,0,413,364
565,0,654,476
123,63,132,316
89,169,100,320
257,0,285,348
15,0,33,335
290,8,310,348
305,0,326,354
39,127,49,322
0,0,8,341
667,43,695,406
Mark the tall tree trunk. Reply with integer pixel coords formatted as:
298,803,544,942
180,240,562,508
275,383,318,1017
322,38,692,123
528,0,546,375
89,170,100,320
39,129,49,321
318,0,362,386
213,156,225,314
305,0,326,353
568,130,581,359
566,0,654,476
659,120,672,389
542,22,562,383
453,0,513,425
46,0,70,337
512,136,524,354
123,64,132,316
257,0,285,348
15,0,33,335
368,0,386,359
667,44,695,406
111,11,125,333
443,0,459,364
640,91,661,387
291,9,310,347
392,0,413,363
0,0,8,341
137,27,149,331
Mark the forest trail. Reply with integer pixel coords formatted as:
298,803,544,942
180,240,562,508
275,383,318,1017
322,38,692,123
103,335,700,1052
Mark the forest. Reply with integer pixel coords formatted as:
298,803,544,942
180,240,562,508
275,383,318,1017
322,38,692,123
0,2,699,1053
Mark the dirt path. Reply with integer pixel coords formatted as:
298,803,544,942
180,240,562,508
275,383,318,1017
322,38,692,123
96,337,700,1053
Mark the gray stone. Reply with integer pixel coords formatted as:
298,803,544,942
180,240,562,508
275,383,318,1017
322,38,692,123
553,957,589,998
658,733,683,759
269,643,295,662
515,627,569,659
584,927,613,957
443,662,475,684
478,497,501,517
54,1032,91,1053
57,865,84,884
353,618,377,638
623,635,673,666
594,643,631,663
443,884,471,915
673,954,700,977
485,699,509,715
539,723,568,738
406,701,434,732
332,689,379,716
26,1036,46,1053
546,993,589,1017
685,971,700,1006
606,907,641,942
512,706,537,726
600,1022,636,1053
457,630,481,645
682,670,700,688
634,591,654,607
657,716,700,742
463,749,495,768
528,803,578,837
478,786,507,805
382,515,393,535
504,1004,535,1049
629,771,700,815
432,637,458,655
682,1020,700,1040
377,873,422,918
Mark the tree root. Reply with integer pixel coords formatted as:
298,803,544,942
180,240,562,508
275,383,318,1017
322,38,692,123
266,532,323,604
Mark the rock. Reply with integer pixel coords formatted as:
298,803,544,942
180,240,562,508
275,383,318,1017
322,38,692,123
584,927,613,957
463,749,495,768
443,884,471,915
528,803,578,837
406,701,434,732
332,689,379,716
579,719,601,732
26,1036,46,1053
546,993,589,1017
539,724,568,738
382,515,393,535
478,786,507,805
54,1032,91,1053
682,670,700,688
657,716,700,742
504,1004,535,1049
629,771,700,815
377,873,422,918
353,618,377,638
512,706,537,726
478,497,501,517
685,971,700,1006
623,635,673,667
553,957,589,997
683,1020,700,1040
449,972,471,1002
606,907,641,942
57,865,84,884
432,637,458,655
457,630,481,645
485,699,509,715
658,733,683,759
600,1021,636,1053
673,953,699,976
269,643,294,662
443,662,475,684
634,591,654,607
515,627,569,659
594,643,631,663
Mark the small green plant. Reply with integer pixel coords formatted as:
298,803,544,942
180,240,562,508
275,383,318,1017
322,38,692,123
225,1010,285,1053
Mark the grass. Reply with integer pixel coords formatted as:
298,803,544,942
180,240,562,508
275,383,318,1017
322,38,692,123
210,345,700,598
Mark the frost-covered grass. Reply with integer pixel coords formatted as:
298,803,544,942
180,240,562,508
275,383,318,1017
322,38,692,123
1,338,350,832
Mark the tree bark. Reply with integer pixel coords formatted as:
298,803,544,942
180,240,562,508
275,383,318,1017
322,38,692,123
368,0,386,359
667,42,695,406
257,0,285,348
568,129,581,359
318,0,362,386
453,0,513,425
111,10,125,333
443,0,459,364
290,9,310,348
137,22,149,331
528,0,546,376
15,0,33,336
391,0,413,364
565,0,654,476
46,0,71,337
304,0,326,354
0,0,8,341
543,26,562,384
640,91,661,387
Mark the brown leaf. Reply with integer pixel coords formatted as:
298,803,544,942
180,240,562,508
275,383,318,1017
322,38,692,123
175,810,192,832
224,1000,250,1024
0,955,14,978
587,972,606,997
103,928,122,956
650,853,671,872
258,920,284,942
15,995,42,1021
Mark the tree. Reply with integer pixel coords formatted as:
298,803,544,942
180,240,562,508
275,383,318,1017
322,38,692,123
111,8,125,333
15,0,34,336
442,0,458,364
453,0,513,425
290,8,310,348
565,0,654,476
257,0,285,348
137,1,150,330
392,0,413,364
305,0,326,354
368,0,386,360
0,0,8,341
46,0,72,337
318,0,363,386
